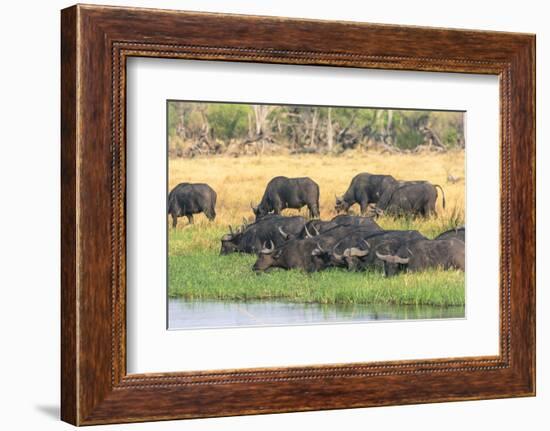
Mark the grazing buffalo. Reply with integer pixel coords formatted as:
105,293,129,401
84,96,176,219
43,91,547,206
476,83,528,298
435,226,465,242
296,214,383,239
220,215,306,255
376,238,465,276
252,176,320,220
328,229,427,271
252,238,332,273
168,182,217,228
335,173,398,214
374,181,446,218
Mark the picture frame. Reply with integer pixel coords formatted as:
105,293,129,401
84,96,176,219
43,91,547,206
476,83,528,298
61,4,535,425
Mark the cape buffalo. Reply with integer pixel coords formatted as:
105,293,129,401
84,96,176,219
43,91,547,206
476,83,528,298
335,173,398,214
252,238,332,273
374,181,446,218
220,215,306,255
328,229,427,271
168,182,217,228
435,226,465,242
252,224,368,272
296,214,383,239
376,238,465,276
252,176,320,220
299,225,391,271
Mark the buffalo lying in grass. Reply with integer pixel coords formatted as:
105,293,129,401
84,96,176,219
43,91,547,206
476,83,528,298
296,214,383,239
324,230,428,271
376,238,465,276
220,215,306,255
252,239,332,273
168,182,217,228
252,176,320,220
252,224,377,272
435,226,465,242
335,173,398,215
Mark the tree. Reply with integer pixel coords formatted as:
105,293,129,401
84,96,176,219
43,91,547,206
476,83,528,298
327,107,333,152
167,101,465,157
206,104,249,141
252,105,273,137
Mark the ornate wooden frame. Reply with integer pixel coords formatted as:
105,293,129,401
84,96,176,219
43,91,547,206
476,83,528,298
61,4,535,425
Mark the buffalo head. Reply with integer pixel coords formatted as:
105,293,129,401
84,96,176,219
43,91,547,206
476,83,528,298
342,241,371,271
330,240,370,270
251,201,269,220
375,249,411,276
334,195,351,213
220,225,241,255
252,240,281,272
310,243,333,270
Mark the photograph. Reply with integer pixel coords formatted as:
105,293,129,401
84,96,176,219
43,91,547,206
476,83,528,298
167,100,466,329
53,3,536,426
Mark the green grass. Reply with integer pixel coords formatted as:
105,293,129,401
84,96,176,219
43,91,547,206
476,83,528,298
168,224,465,307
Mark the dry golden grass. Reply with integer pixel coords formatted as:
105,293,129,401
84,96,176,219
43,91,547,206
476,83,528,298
168,150,465,233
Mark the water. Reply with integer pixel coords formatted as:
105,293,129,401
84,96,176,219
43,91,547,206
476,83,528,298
168,298,465,330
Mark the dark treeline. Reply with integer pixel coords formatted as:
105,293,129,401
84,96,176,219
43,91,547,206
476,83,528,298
168,102,464,158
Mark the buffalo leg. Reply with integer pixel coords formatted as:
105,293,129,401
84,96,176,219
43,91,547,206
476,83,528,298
359,201,369,215
308,204,320,219
187,214,194,225
206,209,216,221
425,203,435,218
171,214,178,228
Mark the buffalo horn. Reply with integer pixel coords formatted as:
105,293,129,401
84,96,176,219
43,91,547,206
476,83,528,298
375,251,409,264
348,247,370,257
348,241,371,257
331,241,344,261
278,226,289,240
311,243,326,256
260,240,275,254
312,224,320,236
304,224,313,238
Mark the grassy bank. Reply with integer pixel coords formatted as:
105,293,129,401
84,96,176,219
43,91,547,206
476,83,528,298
168,251,465,306
168,153,465,307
